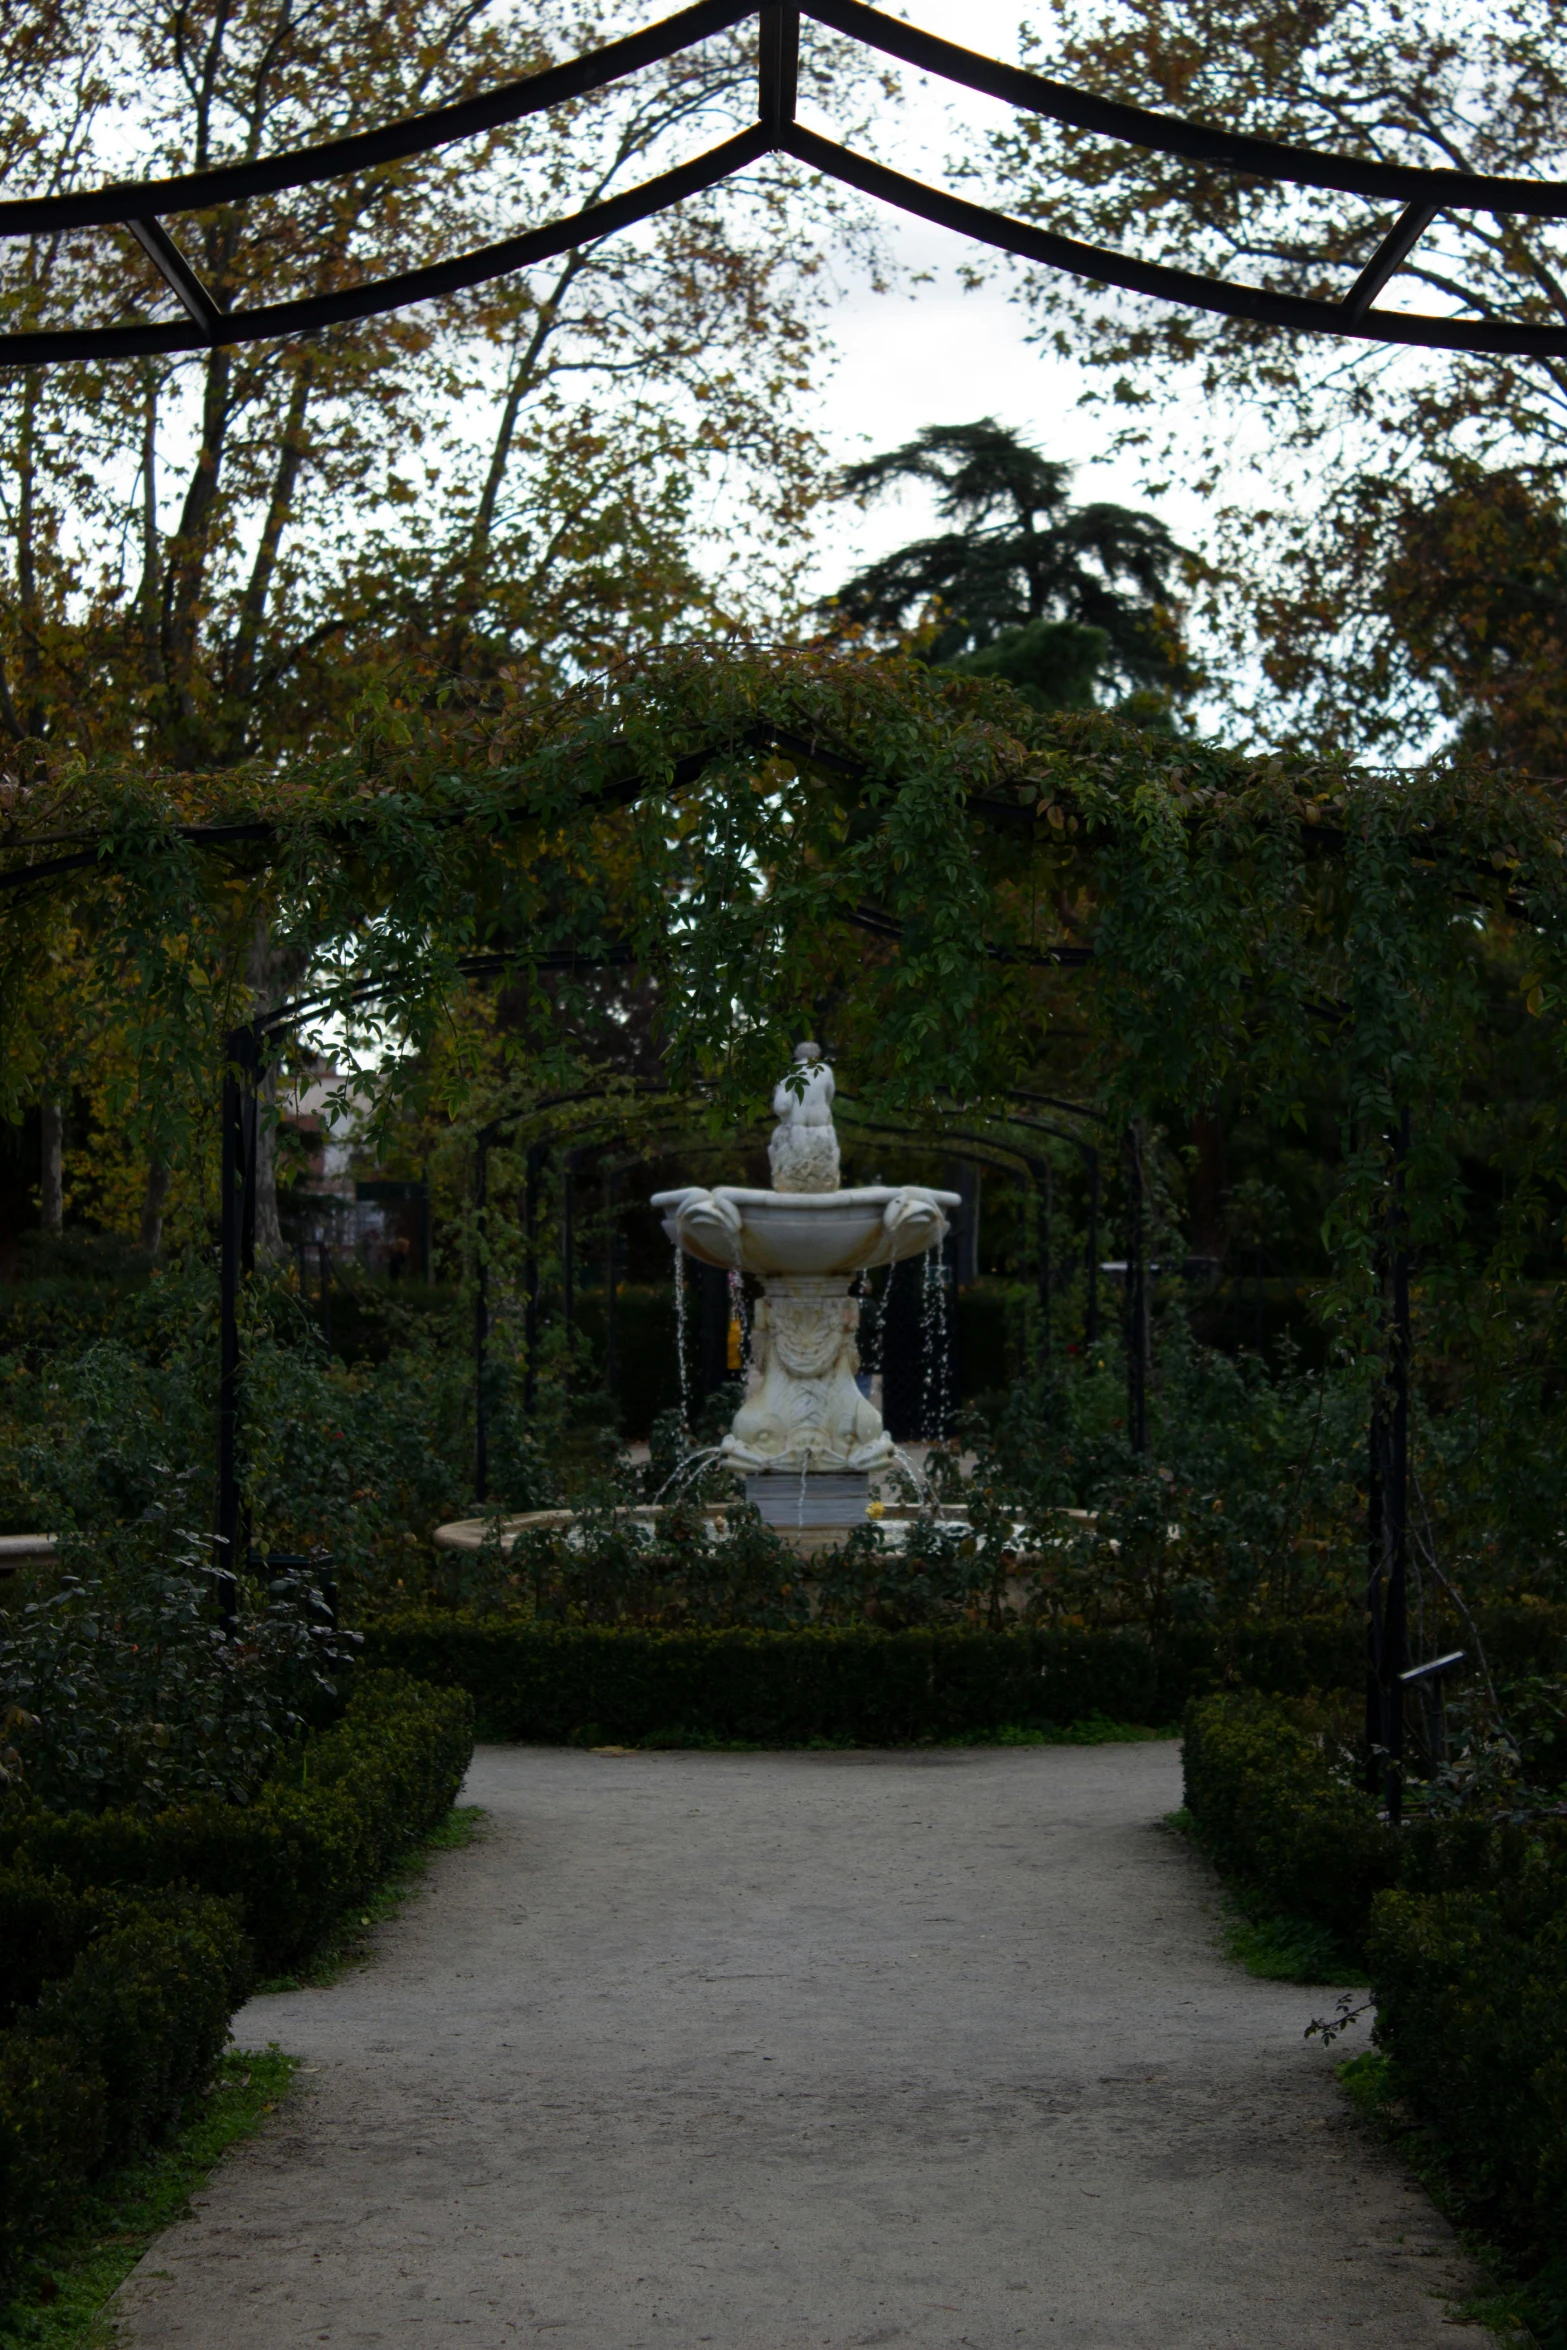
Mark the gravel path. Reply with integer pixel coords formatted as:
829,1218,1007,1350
114,1741,1479,2348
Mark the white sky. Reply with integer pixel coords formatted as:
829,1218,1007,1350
787,0,1223,609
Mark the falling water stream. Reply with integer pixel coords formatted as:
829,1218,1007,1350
727,1267,750,1378
651,1445,726,1506
919,1250,946,1439
873,1263,892,1375
672,1242,691,1427
890,1445,933,1504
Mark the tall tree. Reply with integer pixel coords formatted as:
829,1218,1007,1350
1268,461,1567,774
983,0,1567,753
821,419,1193,708
0,0,881,768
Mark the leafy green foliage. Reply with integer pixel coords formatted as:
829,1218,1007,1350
950,1324,1369,1627
0,1892,247,2303
360,1613,1363,1747
1183,1683,1567,2325
0,1669,475,1974
0,1537,354,1816
1370,1875,1567,2295
986,0,1567,760
4,644,1567,1357
1182,1692,1398,1946
0,1669,472,2310
0,2046,295,2350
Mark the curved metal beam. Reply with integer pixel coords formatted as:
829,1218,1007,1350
1,0,1560,364
0,127,769,364
0,0,754,236
804,0,1567,220
786,128,1567,359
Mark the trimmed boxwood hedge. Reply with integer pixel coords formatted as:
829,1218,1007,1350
0,1667,475,2302
1370,1874,1567,2280
359,1612,1366,1745
1184,1688,1567,2306
1182,1690,1398,1943
0,1668,475,1974
0,1890,248,2300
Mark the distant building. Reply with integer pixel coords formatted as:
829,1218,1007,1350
279,1067,427,1278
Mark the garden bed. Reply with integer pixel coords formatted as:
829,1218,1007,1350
0,1668,474,2302
361,1612,1370,1746
1182,1688,1567,2340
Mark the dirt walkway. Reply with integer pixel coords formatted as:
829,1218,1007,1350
114,1742,1479,2348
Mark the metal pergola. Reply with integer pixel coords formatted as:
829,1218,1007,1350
2,2,1535,1812
1,0,1563,365
0,697,1445,1823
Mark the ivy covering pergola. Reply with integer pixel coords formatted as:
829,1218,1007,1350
4,646,1567,1809
4,0,1566,1807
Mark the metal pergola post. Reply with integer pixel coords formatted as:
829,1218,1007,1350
1124,1122,1149,1452
1086,1150,1100,1347
1366,1108,1412,1820
1039,1159,1052,1364
605,1163,620,1402
562,1148,575,1348
473,1134,491,1503
523,1141,546,1417
215,1021,262,1633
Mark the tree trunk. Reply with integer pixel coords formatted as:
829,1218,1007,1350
253,1064,288,1266
245,915,298,1266
39,1099,62,1233
139,1159,171,1258
226,355,314,718
139,368,165,687
17,367,43,737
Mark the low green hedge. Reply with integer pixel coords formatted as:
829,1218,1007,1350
1182,1691,1398,1943
359,1613,1365,1745
0,1667,474,2300
1183,1689,1567,2306
0,1669,475,1973
0,1890,247,2300
1370,1873,1567,2281
364,1619,1157,1743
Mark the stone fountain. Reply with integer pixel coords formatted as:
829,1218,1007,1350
651,1045,959,1533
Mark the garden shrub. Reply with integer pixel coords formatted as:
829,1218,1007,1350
0,1862,102,2023
1182,1686,1567,2321
1182,1691,1398,1944
29,1897,250,2157
359,1613,1361,1745
1368,1869,1567,2281
0,1889,246,2301
0,1544,355,1816
361,1617,1163,1743
0,1668,475,1972
0,2031,106,2297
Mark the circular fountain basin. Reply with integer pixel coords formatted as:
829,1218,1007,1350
650,1184,960,1276
431,1501,983,1561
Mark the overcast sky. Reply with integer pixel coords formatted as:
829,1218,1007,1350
788,0,1222,608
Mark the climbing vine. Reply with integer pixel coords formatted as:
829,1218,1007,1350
3,641,1565,1329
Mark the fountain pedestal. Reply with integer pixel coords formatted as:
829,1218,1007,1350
746,1470,871,1531
652,1045,959,1538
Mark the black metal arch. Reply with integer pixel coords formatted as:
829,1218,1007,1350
4,0,1563,366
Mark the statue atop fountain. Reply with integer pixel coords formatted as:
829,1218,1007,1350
651,1046,958,1531
767,1042,840,1191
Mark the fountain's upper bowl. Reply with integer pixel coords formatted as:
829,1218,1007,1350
651,1183,959,1278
